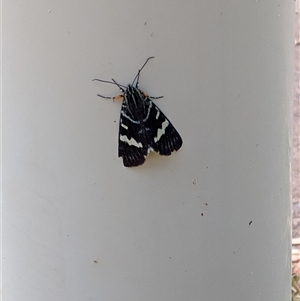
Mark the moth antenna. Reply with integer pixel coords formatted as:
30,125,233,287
132,56,155,87
92,78,126,92
111,78,126,92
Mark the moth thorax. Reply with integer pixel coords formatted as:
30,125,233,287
126,85,145,109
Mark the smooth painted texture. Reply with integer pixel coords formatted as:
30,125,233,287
3,1,293,300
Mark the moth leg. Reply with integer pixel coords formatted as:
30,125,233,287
149,95,163,99
96,94,114,99
113,95,124,101
97,94,124,102
142,92,163,100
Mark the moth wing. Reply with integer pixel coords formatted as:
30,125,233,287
118,106,149,167
147,102,183,155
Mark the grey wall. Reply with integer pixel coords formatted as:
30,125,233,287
3,0,293,300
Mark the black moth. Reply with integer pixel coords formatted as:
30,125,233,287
93,57,183,167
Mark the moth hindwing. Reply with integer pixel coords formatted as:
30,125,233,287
93,57,183,167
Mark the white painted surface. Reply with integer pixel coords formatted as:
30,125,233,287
3,1,293,300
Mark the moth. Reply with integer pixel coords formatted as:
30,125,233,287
93,57,183,167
